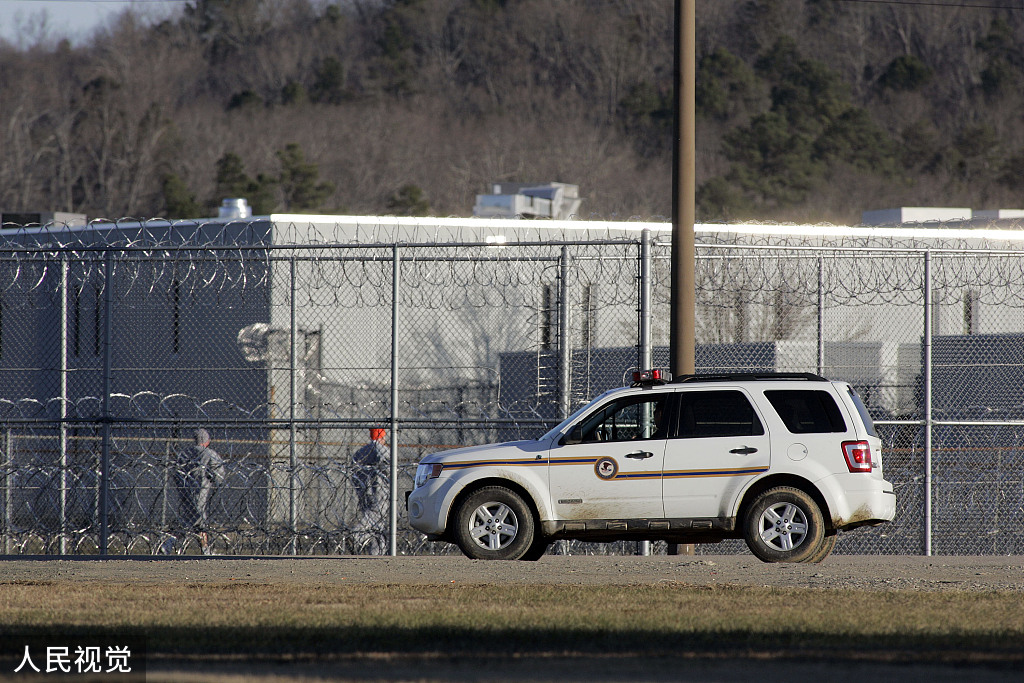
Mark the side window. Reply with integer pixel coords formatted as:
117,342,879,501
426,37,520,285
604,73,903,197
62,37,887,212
677,390,764,438
764,390,847,434
568,394,668,444
846,387,877,437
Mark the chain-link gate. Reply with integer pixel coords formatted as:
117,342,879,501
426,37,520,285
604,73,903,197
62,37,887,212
2,219,1024,556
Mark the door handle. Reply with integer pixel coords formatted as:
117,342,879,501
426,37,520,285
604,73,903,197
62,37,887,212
729,446,758,455
625,451,654,459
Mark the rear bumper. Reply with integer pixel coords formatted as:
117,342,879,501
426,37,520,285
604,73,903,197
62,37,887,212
822,474,896,530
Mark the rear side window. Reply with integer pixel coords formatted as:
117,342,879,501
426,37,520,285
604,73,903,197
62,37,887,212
846,386,878,437
764,390,847,434
677,390,764,438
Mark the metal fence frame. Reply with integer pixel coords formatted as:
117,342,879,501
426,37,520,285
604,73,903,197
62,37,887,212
2,223,1024,556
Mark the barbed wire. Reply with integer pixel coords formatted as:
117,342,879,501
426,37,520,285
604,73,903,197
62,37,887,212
0,422,1017,556
7,215,1024,248
6,218,1024,310
3,217,1024,555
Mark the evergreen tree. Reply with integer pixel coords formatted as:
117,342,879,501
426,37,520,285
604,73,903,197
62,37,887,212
213,152,277,215
161,174,201,219
386,184,431,216
276,143,334,212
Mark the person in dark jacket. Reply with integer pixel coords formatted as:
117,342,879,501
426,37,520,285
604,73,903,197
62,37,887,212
352,428,387,515
174,428,226,555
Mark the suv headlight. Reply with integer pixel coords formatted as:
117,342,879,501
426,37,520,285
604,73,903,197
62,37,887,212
414,463,444,488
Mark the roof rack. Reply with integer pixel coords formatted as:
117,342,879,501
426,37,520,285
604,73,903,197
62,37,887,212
672,372,828,384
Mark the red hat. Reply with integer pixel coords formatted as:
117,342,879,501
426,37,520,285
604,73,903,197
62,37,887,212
370,428,385,441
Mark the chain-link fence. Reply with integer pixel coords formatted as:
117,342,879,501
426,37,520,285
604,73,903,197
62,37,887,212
2,218,1024,556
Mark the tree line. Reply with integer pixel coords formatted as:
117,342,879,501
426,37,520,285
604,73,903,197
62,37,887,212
1,0,1022,225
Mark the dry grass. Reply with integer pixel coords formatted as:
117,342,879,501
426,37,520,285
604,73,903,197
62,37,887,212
1,581,1023,663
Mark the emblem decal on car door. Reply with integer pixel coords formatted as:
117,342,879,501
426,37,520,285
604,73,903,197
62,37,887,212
594,457,618,480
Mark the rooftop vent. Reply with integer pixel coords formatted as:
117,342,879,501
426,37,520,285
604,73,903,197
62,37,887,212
219,198,252,220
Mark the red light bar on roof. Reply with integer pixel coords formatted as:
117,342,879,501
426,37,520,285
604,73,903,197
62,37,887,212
632,369,670,384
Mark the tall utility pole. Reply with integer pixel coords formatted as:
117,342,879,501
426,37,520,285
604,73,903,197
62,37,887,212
668,0,696,558
670,0,696,378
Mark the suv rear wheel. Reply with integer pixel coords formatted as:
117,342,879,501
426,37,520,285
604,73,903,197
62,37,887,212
453,486,535,560
743,487,827,563
802,533,837,564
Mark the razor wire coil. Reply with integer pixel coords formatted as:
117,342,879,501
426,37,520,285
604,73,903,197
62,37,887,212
2,217,1024,555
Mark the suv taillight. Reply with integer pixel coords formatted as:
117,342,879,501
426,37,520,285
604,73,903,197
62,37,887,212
842,440,872,473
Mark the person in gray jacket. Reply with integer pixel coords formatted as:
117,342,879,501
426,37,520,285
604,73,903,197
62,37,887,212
173,428,226,555
351,428,388,553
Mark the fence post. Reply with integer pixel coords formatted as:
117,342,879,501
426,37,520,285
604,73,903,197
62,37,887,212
638,229,653,557
558,246,571,419
389,245,401,556
3,428,10,554
923,251,933,556
98,249,113,555
162,439,171,529
817,255,825,376
639,229,653,372
59,253,69,555
289,256,298,556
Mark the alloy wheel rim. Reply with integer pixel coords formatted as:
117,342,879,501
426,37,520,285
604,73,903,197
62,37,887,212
758,502,808,551
469,502,519,551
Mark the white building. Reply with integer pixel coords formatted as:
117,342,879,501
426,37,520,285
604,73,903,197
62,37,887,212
473,182,582,220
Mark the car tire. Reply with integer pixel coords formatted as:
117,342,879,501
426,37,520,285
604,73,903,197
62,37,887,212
453,486,536,561
520,535,550,561
801,532,837,564
743,487,826,563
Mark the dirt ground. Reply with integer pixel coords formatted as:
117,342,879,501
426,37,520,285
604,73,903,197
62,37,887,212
4,552,1024,591
3,554,1024,682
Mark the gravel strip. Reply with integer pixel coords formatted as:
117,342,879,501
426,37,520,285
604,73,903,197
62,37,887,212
2,554,1023,591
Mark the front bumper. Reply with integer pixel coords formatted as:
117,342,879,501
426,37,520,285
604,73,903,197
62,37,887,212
407,477,456,537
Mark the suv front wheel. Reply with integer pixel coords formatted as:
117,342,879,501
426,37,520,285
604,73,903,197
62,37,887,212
743,487,829,563
453,486,536,560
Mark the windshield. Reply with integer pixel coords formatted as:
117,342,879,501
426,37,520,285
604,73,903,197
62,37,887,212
538,388,622,441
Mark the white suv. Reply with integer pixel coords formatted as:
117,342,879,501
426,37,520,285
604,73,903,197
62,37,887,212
407,372,896,563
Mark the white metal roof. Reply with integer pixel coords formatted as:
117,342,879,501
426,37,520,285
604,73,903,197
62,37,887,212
3,213,1024,246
